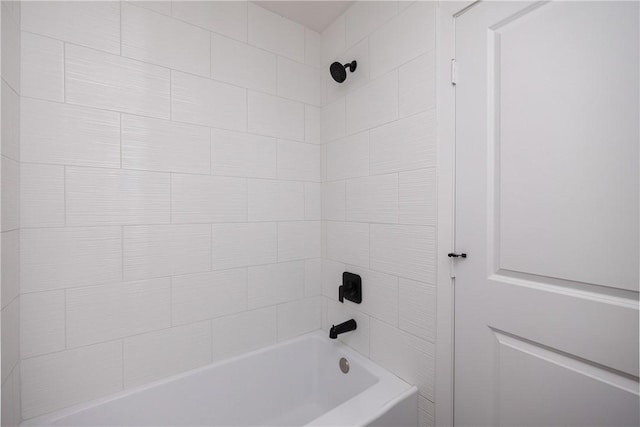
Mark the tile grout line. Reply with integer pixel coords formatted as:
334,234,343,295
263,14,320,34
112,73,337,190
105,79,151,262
63,42,66,102
63,165,67,227
63,289,68,350
121,225,125,281
119,113,122,168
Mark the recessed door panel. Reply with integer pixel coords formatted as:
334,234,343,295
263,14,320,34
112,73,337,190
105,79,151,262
496,2,639,291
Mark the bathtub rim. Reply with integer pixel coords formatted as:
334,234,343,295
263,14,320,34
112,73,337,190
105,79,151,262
21,331,417,427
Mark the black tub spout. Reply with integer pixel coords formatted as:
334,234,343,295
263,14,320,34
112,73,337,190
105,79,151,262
329,319,357,339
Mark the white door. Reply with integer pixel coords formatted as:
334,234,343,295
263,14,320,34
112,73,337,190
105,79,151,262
453,1,639,426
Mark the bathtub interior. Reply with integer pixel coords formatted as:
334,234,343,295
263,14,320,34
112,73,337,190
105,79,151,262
33,335,387,426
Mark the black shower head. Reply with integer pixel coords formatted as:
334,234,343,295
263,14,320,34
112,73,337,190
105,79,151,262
330,60,357,83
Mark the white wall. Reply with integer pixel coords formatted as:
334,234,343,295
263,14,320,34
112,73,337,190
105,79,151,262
18,1,323,420
1,1,22,425
319,2,437,426
14,1,440,423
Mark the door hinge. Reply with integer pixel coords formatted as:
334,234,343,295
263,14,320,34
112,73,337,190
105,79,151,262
451,59,457,86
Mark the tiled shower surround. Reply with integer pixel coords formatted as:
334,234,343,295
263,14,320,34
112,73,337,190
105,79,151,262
319,3,436,425
4,1,437,425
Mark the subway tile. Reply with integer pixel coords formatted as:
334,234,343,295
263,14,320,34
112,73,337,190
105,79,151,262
349,267,399,326
123,224,211,281
321,258,345,300
321,220,328,259
325,298,370,357
124,322,211,388
399,278,435,341
1,157,19,231
211,129,277,179
326,221,369,268
66,44,170,119
325,38,370,105
305,182,321,220
66,167,170,226
398,1,416,13
1,300,19,383
277,140,321,182
21,227,122,293
305,105,321,144
321,145,328,181
321,14,345,66
326,131,369,181
21,341,123,419
122,3,210,76
211,34,276,94
346,71,398,134
305,28,321,67
171,71,246,131
345,1,398,48
21,32,64,102
128,1,171,16
211,222,277,270
322,181,346,221
370,318,434,399
21,98,120,167
399,168,436,225
369,1,436,79
419,394,435,427
172,269,247,325
122,115,210,174
370,224,435,283
66,278,171,348
171,1,247,42
304,258,322,297
22,1,120,54
248,3,304,63
1,81,19,160
370,110,436,174
346,174,399,223
1,230,19,307
248,261,305,308
248,179,304,221
20,163,65,228
278,221,321,262
248,91,304,141
321,98,345,143
211,307,277,362
277,297,322,341
277,57,321,106
1,2,20,91
399,53,436,118
171,174,247,223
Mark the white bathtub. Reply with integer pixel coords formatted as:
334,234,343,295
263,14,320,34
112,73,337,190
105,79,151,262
22,332,418,426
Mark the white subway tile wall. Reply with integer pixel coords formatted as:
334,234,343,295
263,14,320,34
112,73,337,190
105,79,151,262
320,2,437,425
18,1,323,420
14,1,439,425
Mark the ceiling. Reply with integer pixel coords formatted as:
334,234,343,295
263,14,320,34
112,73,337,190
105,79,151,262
254,1,354,33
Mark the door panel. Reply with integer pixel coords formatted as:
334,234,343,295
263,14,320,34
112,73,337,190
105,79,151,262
496,332,639,427
497,1,639,291
454,2,639,425
488,278,639,376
